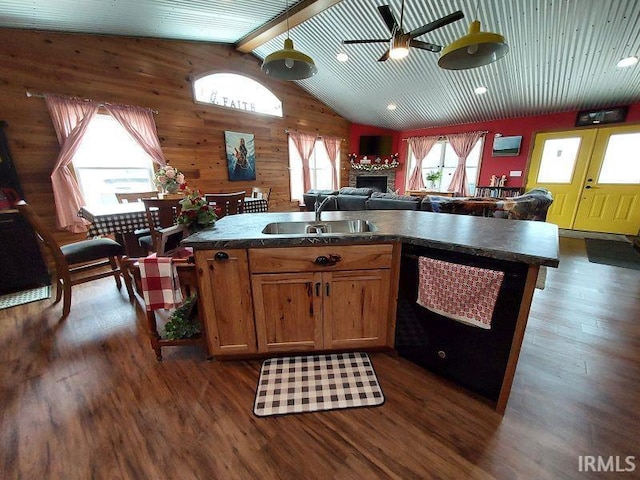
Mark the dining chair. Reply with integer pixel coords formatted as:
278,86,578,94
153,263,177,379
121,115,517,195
140,198,183,253
15,200,134,319
251,186,271,206
204,192,246,218
115,191,159,243
115,191,159,203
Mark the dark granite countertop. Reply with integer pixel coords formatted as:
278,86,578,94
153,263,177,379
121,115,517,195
182,210,559,267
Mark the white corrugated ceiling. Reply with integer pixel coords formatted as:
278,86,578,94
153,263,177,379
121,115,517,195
1,0,639,130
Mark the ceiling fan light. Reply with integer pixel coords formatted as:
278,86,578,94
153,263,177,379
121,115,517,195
389,33,410,60
262,38,318,81
438,20,508,70
389,47,409,59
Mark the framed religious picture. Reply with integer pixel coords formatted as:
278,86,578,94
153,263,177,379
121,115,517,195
224,131,256,181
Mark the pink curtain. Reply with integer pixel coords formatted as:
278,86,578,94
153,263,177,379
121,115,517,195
322,136,341,189
446,131,484,196
104,104,165,167
46,95,98,233
289,131,317,193
407,136,439,190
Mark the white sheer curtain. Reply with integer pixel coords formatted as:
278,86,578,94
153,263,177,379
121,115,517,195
407,136,439,190
446,131,485,196
321,135,341,190
289,131,317,193
45,94,98,233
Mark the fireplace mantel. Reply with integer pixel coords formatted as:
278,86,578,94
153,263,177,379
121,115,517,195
349,169,397,193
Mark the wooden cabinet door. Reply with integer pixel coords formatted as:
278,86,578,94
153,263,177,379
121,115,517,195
195,249,257,356
252,272,323,353
323,269,392,350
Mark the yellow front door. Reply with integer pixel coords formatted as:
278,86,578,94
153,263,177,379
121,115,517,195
572,125,640,234
526,130,597,229
526,125,640,234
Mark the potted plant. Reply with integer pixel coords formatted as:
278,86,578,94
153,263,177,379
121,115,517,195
177,188,217,233
163,295,200,340
425,170,442,189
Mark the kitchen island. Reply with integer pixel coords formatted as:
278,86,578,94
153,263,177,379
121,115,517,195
182,210,558,413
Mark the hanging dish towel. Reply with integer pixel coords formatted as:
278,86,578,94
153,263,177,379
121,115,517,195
139,253,183,311
417,257,505,329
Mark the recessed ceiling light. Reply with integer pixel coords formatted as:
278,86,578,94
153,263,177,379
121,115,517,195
617,56,638,68
336,52,349,62
474,86,488,95
387,103,397,110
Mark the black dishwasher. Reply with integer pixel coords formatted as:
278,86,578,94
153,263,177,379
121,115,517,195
395,243,529,403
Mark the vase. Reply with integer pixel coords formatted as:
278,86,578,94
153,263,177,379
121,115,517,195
163,183,179,194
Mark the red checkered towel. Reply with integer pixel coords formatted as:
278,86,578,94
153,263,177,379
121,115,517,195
417,257,505,329
139,253,183,311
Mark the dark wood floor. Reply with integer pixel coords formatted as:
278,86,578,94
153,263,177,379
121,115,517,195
1,237,639,479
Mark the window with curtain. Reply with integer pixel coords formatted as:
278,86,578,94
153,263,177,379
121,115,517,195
406,138,483,194
72,113,155,207
288,137,339,202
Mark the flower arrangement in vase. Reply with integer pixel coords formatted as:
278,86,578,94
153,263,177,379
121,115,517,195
154,164,186,194
425,170,442,189
177,188,217,232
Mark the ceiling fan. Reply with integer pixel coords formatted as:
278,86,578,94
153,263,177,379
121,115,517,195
342,1,464,62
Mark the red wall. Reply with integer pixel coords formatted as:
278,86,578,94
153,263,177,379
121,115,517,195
351,103,640,193
349,124,401,157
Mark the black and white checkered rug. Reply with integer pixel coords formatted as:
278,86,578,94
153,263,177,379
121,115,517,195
253,352,385,417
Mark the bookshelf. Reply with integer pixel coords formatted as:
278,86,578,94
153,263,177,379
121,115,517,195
475,186,523,198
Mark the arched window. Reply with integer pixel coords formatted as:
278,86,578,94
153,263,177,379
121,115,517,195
192,72,283,117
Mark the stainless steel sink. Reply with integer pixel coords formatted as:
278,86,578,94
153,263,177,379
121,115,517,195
262,219,376,235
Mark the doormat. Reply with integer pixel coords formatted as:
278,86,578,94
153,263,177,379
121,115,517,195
253,352,385,417
585,239,640,271
0,285,51,310
559,229,630,242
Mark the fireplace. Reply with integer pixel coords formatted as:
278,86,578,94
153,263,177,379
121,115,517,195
355,175,387,193
348,168,397,192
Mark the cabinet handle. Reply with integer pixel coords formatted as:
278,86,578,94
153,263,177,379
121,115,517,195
325,282,330,296
315,282,321,296
314,254,342,266
214,251,229,260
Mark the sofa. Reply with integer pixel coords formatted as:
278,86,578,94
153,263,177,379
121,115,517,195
303,187,421,211
303,187,553,221
421,188,554,221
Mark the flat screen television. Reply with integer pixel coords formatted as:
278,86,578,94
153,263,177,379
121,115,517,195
358,135,393,157
492,135,523,157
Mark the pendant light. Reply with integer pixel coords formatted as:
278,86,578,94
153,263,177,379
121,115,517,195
438,1,508,71
262,0,318,81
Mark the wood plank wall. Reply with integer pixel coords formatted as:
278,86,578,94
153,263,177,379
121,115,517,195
0,28,351,245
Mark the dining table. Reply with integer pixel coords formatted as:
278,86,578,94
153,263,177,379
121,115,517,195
78,197,269,256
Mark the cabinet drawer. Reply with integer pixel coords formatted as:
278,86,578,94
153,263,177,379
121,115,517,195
249,244,394,273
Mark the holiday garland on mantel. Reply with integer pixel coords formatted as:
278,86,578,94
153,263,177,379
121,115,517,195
348,153,400,171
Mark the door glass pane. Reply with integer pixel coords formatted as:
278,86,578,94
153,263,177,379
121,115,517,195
537,137,581,183
598,133,640,184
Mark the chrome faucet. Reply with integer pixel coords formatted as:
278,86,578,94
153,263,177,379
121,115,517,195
314,194,336,221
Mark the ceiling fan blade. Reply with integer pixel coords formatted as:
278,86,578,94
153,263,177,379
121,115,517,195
377,5,399,34
343,39,390,45
378,49,390,62
410,40,442,53
409,10,464,39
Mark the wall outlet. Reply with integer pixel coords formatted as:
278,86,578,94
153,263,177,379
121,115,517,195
510,170,522,177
